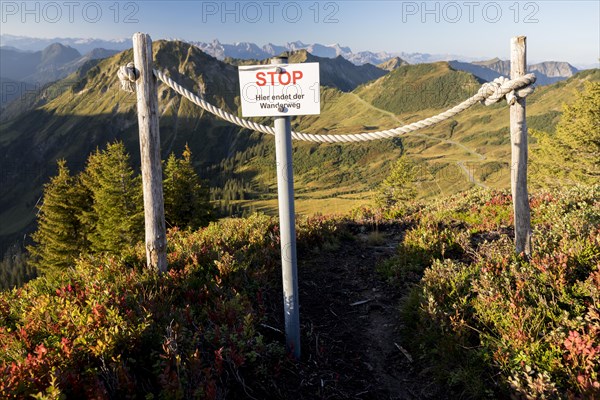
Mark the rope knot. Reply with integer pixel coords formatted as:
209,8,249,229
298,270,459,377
479,74,536,106
117,62,140,92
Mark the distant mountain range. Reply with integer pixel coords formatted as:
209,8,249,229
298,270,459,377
0,43,119,107
0,43,119,84
1,35,584,82
191,39,483,66
0,36,586,115
0,35,474,66
0,35,587,118
6,34,594,70
449,58,580,86
0,34,130,54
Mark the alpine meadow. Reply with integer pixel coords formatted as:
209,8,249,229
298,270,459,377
0,29,598,400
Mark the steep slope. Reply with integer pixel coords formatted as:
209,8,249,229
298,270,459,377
0,40,253,250
0,41,399,252
0,59,102,122
290,50,387,91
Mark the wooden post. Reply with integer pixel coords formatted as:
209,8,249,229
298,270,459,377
510,36,532,257
133,33,168,272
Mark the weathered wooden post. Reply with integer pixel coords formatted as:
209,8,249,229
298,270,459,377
132,32,168,272
510,36,532,257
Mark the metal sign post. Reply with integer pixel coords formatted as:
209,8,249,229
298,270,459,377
272,56,301,359
238,55,320,359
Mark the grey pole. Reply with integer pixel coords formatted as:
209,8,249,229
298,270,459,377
272,55,301,359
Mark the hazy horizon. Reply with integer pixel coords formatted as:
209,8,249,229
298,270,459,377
1,1,598,66
1,33,597,70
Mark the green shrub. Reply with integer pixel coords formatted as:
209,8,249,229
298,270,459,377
0,213,343,399
392,185,600,398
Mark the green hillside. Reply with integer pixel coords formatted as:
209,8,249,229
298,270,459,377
354,62,483,114
0,38,598,256
233,64,599,215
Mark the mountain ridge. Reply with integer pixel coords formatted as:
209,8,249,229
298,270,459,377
0,43,121,109
0,43,121,84
2,34,591,76
226,49,388,92
452,58,580,86
192,38,484,65
377,57,410,71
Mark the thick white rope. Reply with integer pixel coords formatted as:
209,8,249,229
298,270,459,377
118,64,535,143
117,62,139,92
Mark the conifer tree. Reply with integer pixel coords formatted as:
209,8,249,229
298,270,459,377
163,144,214,229
375,155,417,208
533,81,600,184
553,81,599,182
80,142,143,253
28,160,88,274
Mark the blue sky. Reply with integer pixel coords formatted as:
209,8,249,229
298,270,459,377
1,1,599,65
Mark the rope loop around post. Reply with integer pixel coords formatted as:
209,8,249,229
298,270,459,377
117,62,140,92
479,76,535,106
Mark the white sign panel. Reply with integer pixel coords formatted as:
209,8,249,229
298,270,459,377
238,63,320,117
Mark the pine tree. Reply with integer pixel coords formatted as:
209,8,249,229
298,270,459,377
553,81,600,182
28,160,88,274
163,144,214,230
533,82,600,185
375,155,417,208
80,142,144,253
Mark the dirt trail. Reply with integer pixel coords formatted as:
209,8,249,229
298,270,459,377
457,160,489,189
265,223,440,399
